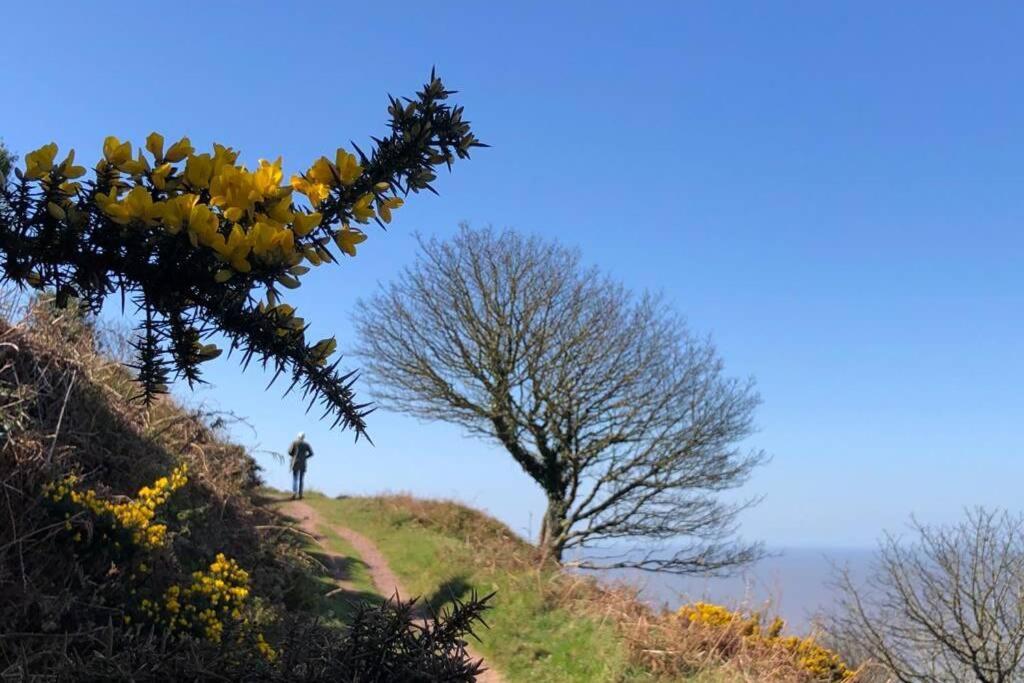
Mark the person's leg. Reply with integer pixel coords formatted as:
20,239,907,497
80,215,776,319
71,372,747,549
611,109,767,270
291,469,299,498
298,470,305,499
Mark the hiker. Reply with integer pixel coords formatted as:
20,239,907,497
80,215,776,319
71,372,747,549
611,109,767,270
288,432,314,499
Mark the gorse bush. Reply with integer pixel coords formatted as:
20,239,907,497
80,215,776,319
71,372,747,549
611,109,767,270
0,303,490,680
45,464,189,550
0,71,482,434
44,463,277,659
147,553,255,646
678,601,783,637
677,602,854,682
0,70,492,679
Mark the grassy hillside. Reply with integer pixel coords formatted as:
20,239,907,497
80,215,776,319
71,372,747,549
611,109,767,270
0,301,488,680
300,492,859,683
303,492,640,682
0,297,855,681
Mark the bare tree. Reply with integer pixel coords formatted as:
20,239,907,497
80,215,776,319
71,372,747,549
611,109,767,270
353,225,765,574
826,508,1024,683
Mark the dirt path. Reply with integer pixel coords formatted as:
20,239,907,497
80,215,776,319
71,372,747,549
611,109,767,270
279,499,504,683
282,499,360,594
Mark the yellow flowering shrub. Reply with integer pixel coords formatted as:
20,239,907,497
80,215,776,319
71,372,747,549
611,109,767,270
82,140,382,275
45,464,188,550
677,602,853,681
2,72,483,435
45,466,275,661
138,553,274,660
775,635,851,681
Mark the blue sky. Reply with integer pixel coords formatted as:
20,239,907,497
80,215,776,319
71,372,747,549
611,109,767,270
5,2,1023,547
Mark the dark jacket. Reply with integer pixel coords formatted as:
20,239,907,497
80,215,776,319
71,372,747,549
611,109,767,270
288,439,313,472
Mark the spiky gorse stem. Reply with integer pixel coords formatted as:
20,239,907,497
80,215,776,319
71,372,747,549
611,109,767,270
0,71,483,436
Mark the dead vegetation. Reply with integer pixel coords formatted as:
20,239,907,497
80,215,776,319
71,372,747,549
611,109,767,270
0,294,862,681
356,494,864,682
0,299,489,681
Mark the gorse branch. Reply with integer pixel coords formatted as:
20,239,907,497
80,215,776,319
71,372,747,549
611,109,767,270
0,71,483,436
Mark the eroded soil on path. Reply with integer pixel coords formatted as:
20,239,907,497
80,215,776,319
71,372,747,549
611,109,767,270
279,498,503,683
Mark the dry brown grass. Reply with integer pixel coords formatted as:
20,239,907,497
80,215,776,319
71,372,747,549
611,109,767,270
543,569,862,681
0,300,317,676
357,493,865,682
371,493,539,560
0,299,283,576
1,298,500,681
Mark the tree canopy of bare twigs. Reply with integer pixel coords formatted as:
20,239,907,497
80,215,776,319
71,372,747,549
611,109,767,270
826,508,1024,683
353,225,765,574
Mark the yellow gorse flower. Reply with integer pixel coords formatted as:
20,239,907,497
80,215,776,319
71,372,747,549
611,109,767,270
103,136,133,167
351,193,375,222
290,175,330,207
58,149,86,179
249,220,297,265
253,157,284,197
209,164,260,221
334,148,362,185
335,225,367,256
151,162,173,190
676,602,853,681
307,156,335,186
96,188,131,225
187,204,220,248
291,211,321,237
23,143,58,180
377,196,403,224
164,136,193,163
122,186,159,225
44,464,188,550
211,143,240,175
153,194,198,234
146,132,165,161
120,151,151,176
310,337,337,365
17,132,414,371
211,224,252,273
184,153,214,189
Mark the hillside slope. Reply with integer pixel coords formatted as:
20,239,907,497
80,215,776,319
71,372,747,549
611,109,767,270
298,492,638,682
0,298,856,681
0,301,488,680
297,492,860,683
279,496,508,682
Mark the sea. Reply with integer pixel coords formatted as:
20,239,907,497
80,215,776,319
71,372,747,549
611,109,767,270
583,547,876,634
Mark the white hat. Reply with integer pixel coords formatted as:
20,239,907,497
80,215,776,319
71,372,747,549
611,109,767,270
297,432,305,440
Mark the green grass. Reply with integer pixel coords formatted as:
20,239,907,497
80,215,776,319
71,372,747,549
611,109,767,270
301,492,647,683
265,492,382,624
316,522,379,597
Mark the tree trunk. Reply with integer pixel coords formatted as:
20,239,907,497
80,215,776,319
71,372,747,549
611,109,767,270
538,496,568,562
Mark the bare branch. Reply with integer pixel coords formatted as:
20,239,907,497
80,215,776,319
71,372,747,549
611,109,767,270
825,508,1024,682
354,224,764,574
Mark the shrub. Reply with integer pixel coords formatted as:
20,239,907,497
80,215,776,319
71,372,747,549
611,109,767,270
0,304,490,680
0,72,483,435
674,602,854,682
